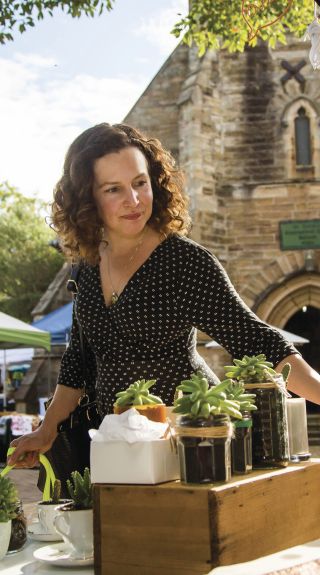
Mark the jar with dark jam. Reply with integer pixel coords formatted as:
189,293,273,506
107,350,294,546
231,412,252,474
247,380,289,468
176,415,232,484
7,501,27,554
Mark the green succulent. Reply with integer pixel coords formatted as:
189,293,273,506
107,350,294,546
114,379,163,407
281,363,291,385
0,475,19,522
224,354,279,383
225,380,257,413
50,479,61,504
173,371,242,420
66,468,92,510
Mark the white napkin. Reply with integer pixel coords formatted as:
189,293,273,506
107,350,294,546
89,408,168,443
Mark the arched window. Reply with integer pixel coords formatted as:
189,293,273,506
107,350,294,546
294,107,312,166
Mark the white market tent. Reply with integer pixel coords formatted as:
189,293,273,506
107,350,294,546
0,348,34,367
0,311,50,408
0,312,51,350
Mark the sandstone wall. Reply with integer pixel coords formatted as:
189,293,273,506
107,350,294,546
124,43,189,158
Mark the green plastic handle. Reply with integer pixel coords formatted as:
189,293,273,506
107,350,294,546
1,447,56,501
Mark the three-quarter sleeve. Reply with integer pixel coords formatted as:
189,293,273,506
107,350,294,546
179,242,299,367
57,303,97,389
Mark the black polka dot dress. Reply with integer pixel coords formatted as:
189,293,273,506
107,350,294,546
57,235,298,416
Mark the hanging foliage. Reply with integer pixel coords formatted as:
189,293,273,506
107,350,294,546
241,0,294,42
0,1,317,54
172,0,315,54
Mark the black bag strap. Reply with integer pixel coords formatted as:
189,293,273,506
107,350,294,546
66,264,81,297
66,264,94,394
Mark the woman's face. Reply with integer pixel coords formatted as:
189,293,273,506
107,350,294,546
92,146,153,239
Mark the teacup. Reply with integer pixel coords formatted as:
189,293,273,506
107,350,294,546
54,507,93,559
37,500,71,535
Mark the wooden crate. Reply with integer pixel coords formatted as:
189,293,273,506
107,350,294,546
93,459,320,575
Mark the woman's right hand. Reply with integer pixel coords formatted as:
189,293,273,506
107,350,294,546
7,385,83,468
8,426,57,468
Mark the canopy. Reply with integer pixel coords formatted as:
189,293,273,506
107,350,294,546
205,326,309,349
0,348,34,367
0,312,51,351
32,302,73,345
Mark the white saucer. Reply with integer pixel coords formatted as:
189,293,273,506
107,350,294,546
28,522,62,542
33,543,94,567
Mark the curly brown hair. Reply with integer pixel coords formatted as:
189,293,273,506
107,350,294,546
51,123,191,265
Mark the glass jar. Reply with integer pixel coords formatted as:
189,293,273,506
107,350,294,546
286,398,310,462
175,415,232,484
247,380,289,468
231,413,252,474
7,501,27,554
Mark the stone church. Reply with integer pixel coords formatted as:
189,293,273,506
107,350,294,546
122,33,320,380
17,33,320,418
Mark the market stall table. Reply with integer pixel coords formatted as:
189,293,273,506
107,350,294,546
2,532,320,575
1,540,94,575
2,462,320,575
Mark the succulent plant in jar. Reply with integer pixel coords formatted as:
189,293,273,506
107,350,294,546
224,379,257,474
224,354,291,468
173,372,242,484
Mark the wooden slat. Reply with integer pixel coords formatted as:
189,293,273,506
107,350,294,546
101,562,210,575
208,460,320,566
93,485,102,575
94,484,211,575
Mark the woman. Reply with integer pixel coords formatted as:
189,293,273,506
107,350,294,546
9,123,320,467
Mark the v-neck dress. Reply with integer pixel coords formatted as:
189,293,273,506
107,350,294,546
57,235,298,416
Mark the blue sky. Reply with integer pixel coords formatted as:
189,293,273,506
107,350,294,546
0,0,188,201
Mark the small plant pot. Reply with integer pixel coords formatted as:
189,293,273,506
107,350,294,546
54,506,93,559
113,403,167,423
0,520,12,560
37,499,73,535
231,414,253,475
245,380,289,468
175,415,232,484
7,501,27,554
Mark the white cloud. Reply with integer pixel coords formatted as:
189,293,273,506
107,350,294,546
0,54,147,201
14,52,58,68
135,0,189,55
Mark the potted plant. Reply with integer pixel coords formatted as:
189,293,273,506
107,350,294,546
172,372,242,484
36,479,72,538
224,380,257,474
114,378,166,422
0,475,19,559
7,500,27,554
224,354,290,468
54,468,93,560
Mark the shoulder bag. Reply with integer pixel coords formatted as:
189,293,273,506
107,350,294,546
38,264,101,497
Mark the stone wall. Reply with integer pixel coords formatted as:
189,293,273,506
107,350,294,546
218,39,319,307
124,43,189,158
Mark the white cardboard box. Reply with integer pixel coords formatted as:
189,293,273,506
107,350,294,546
90,438,179,484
